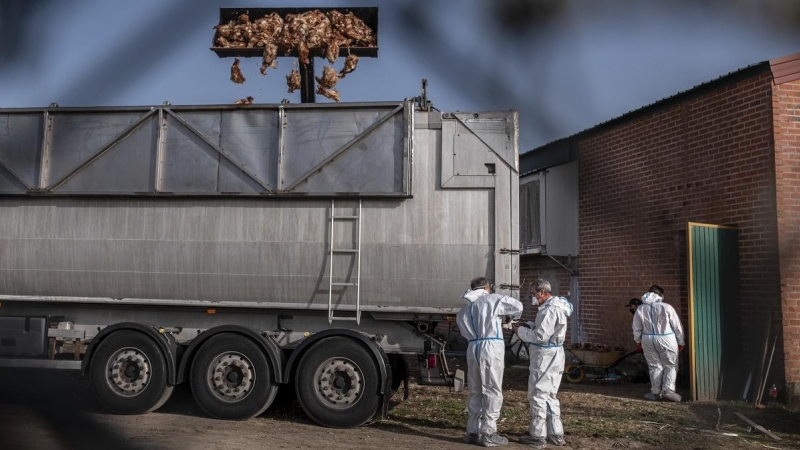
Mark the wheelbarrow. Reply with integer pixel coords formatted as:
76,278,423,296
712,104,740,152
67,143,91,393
563,348,638,383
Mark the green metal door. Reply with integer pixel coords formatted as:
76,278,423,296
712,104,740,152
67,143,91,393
688,222,741,401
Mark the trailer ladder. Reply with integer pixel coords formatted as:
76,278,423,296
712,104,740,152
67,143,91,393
328,199,362,324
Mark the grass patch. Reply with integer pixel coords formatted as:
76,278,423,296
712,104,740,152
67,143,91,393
261,364,800,449
375,366,800,450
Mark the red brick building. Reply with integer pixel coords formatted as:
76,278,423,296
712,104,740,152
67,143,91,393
520,52,800,406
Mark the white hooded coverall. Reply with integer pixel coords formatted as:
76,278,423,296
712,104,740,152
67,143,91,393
633,292,685,395
517,296,573,440
457,289,523,437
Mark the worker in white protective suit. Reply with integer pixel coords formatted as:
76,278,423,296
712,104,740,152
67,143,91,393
457,277,523,447
514,279,572,449
633,285,685,402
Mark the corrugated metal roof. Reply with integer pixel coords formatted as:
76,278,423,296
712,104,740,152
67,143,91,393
770,52,800,85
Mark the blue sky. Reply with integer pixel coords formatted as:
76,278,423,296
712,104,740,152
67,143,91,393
1,0,799,151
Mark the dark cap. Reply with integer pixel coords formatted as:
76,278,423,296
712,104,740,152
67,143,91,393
624,298,642,307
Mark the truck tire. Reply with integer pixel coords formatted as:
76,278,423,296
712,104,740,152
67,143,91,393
295,337,381,428
189,333,278,420
89,330,173,414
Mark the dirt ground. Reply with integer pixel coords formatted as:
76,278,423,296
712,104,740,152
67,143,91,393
0,365,798,450
0,368,468,450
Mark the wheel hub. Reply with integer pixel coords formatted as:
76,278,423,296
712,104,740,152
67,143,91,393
333,375,348,390
207,352,255,403
314,357,363,409
106,347,151,397
227,370,242,384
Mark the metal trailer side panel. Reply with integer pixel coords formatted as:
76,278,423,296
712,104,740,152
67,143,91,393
0,105,519,317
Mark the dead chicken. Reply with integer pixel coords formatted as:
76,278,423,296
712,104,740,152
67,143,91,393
286,67,301,93
215,21,235,38
260,42,279,75
316,85,340,102
230,26,245,44
232,13,254,45
234,96,254,105
338,54,359,78
277,13,299,55
220,14,249,46
327,11,350,45
304,9,331,51
214,21,237,47
230,58,245,84
281,13,310,62
241,22,255,46
315,66,338,89
252,12,284,47
329,11,376,47
281,10,332,64
297,40,310,65
325,39,339,64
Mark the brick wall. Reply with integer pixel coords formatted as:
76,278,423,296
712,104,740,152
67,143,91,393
577,69,782,382
519,254,575,345
772,77,800,408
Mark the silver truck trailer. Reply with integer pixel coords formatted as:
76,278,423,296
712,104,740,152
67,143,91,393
0,98,519,427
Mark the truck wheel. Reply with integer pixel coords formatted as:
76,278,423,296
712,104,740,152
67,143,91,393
89,330,173,414
295,337,381,428
189,333,278,420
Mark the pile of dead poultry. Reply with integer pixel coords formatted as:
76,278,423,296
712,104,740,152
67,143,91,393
215,9,376,102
